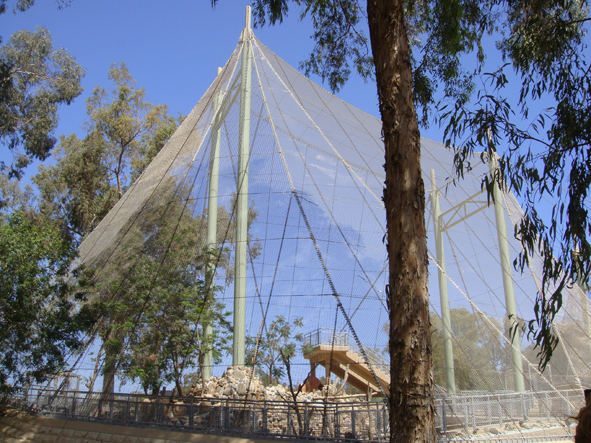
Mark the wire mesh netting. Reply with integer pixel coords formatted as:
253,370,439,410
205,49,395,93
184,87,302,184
26,23,590,440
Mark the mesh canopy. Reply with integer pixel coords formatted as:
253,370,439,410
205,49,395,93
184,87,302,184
77,28,590,418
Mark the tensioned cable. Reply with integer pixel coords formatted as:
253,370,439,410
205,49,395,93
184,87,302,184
246,194,293,398
443,187,591,381
69,58,244,397
429,252,579,412
251,46,387,399
78,44,242,270
258,38,385,195
255,40,388,336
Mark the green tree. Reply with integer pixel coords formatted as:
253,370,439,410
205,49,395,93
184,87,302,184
430,309,510,392
246,315,304,386
85,62,177,198
115,215,232,396
0,211,97,393
86,176,259,398
33,63,181,245
234,1,590,441
0,173,35,214
246,315,306,434
441,1,590,367
0,27,84,180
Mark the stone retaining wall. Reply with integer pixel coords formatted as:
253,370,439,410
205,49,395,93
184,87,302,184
0,406,267,443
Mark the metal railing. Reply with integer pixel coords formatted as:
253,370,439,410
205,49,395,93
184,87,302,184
435,389,581,437
303,328,389,374
5,387,389,441
3,387,578,442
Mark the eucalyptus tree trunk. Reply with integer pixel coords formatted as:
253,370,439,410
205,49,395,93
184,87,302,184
367,1,435,442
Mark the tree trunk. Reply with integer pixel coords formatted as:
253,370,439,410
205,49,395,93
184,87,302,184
100,327,122,403
87,341,105,393
367,1,434,442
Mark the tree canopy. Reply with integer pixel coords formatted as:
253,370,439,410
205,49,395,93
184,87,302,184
246,315,304,386
33,62,181,245
0,27,84,180
0,211,97,393
232,0,590,441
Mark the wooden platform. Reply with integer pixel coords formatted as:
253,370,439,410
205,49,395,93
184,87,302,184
304,345,390,397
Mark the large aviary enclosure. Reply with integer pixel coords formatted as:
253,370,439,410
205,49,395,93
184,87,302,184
10,9,589,442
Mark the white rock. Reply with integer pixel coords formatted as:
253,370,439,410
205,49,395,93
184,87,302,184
236,382,247,395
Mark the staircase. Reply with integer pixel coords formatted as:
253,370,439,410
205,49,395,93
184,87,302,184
303,329,390,397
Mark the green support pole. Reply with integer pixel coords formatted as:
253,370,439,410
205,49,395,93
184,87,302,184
233,6,252,367
572,248,591,358
489,154,525,392
204,67,224,380
430,170,457,396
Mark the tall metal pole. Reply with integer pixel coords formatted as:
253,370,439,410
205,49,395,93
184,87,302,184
572,248,591,358
204,66,224,380
233,6,252,366
430,170,457,396
489,154,525,392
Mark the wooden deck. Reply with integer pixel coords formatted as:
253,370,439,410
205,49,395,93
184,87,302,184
304,345,390,397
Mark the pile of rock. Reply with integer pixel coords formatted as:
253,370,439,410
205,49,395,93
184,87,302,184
186,366,265,400
174,367,378,437
184,366,348,403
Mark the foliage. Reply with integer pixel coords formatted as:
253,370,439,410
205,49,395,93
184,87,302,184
0,0,71,16
0,27,84,179
249,0,372,93
115,228,232,396
0,211,97,393
0,173,35,213
33,132,119,244
245,315,304,386
33,63,181,245
88,172,251,396
439,0,590,368
524,318,591,386
84,62,179,198
430,309,510,392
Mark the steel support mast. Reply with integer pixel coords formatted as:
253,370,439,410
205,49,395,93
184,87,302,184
430,170,457,396
489,154,525,392
204,66,224,379
233,6,252,366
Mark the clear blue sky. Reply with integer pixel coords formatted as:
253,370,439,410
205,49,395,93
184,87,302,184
1,0,394,165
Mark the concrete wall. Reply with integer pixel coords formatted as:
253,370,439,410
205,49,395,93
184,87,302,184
0,406,268,443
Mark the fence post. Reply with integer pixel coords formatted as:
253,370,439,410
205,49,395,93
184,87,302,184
376,402,381,438
335,404,340,438
471,396,476,431
351,406,356,438
126,395,130,423
225,398,230,430
546,393,550,421
71,391,77,416
304,403,309,436
189,397,194,427
441,400,447,434
463,399,468,431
